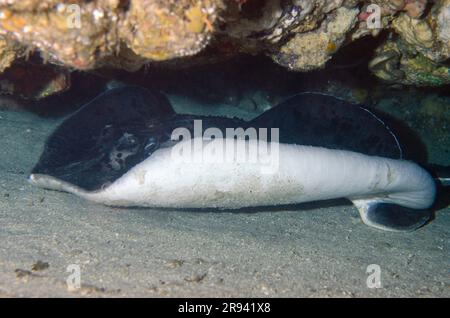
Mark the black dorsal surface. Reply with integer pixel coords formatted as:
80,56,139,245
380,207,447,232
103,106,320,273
32,86,246,191
31,86,176,191
250,93,403,159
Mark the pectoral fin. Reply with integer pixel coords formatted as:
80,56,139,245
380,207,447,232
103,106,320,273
351,199,432,232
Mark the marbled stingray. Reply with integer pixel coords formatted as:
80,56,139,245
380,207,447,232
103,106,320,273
30,86,441,232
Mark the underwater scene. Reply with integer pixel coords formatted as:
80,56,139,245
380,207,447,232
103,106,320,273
0,0,448,298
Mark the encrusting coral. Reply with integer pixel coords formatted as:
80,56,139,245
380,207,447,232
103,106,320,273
0,0,448,99
369,0,450,86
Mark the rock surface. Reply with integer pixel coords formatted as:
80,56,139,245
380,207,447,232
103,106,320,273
0,0,448,96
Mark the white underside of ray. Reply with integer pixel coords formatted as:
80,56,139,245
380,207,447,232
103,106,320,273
29,138,436,216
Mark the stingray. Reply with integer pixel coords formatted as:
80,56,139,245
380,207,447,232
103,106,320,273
29,86,447,232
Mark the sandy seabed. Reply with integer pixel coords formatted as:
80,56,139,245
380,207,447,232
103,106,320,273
0,95,448,297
